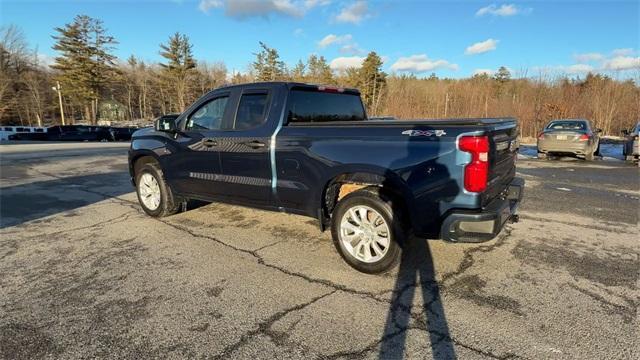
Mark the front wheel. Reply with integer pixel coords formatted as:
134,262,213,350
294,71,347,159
135,162,181,217
330,188,405,274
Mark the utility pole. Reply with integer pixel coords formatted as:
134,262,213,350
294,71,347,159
444,93,449,117
484,95,488,117
52,81,66,125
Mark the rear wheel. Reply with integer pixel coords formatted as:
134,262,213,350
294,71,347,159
135,162,181,217
330,188,406,274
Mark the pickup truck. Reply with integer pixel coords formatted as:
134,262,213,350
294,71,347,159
128,82,524,273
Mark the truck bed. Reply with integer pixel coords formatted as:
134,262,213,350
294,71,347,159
288,117,517,127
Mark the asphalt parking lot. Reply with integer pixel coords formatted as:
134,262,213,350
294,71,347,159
0,142,638,359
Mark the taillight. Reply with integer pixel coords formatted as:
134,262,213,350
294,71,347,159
317,85,344,93
578,134,590,141
537,132,545,140
459,135,489,192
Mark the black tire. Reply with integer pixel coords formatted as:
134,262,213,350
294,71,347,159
135,162,181,217
330,188,406,274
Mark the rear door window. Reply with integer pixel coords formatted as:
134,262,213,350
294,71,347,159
234,92,269,130
287,89,365,123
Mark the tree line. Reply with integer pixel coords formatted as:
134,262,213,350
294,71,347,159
1,15,638,137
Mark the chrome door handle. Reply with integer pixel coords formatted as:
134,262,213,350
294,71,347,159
202,138,218,147
244,140,266,148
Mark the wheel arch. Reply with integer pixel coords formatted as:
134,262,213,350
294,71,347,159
318,168,414,231
129,150,161,181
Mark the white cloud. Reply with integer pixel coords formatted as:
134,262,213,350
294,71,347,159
35,53,56,67
228,0,304,18
465,39,499,55
473,69,495,76
318,34,352,48
390,54,459,73
472,67,514,76
564,64,594,74
329,56,366,70
533,64,595,76
602,56,640,71
304,0,331,7
612,48,634,57
476,4,530,17
293,28,305,37
318,33,365,55
199,0,329,18
334,0,370,24
199,0,223,13
573,52,604,63
339,44,365,55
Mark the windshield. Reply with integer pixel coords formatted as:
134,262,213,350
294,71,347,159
546,121,586,130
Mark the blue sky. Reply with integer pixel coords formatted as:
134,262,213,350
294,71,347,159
1,0,639,78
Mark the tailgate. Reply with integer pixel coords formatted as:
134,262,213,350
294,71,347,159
482,123,518,206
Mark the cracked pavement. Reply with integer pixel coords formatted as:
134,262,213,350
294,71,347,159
0,142,638,359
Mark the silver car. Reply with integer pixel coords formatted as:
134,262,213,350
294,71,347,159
622,122,639,162
537,119,601,160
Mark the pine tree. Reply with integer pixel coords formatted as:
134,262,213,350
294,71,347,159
357,52,386,114
252,42,286,82
51,15,118,123
494,66,511,83
159,32,196,112
291,59,306,81
307,55,334,84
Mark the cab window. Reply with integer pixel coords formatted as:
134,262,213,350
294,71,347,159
287,89,366,123
186,96,229,131
234,92,269,130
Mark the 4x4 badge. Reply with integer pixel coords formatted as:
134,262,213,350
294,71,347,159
401,129,447,137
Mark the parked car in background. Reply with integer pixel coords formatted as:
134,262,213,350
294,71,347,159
128,82,523,273
622,122,639,162
537,119,601,160
7,130,48,141
108,126,138,141
1,126,47,140
4,124,143,142
43,125,109,141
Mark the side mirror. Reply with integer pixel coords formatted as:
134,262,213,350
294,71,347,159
595,128,603,133
155,117,177,133
621,129,629,136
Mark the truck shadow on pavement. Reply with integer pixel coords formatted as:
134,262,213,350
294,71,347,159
0,171,131,228
378,132,458,359
378,237,456,359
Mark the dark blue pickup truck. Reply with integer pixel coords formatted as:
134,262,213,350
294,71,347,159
129,82,524,273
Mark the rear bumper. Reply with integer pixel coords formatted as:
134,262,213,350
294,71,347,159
440,177,524,242
537,140,590,154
